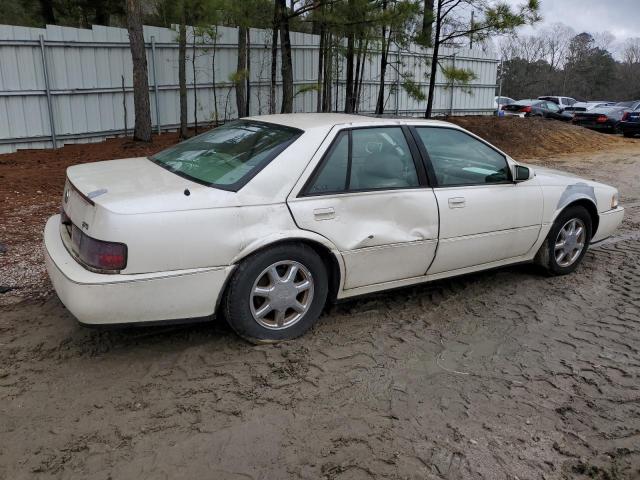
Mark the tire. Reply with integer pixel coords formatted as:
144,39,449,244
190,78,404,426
223,243,328,343
623,131,635,138
535,205,592,275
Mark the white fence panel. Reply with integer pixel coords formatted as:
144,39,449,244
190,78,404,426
0,23,498,153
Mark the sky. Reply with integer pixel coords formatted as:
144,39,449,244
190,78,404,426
503,0,640,42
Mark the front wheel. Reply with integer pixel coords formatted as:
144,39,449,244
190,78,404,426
223,244,328,343
536,205,592,275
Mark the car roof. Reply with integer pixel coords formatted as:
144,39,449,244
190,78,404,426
243,113,452,131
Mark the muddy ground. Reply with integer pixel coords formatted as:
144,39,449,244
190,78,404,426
1,130,640,478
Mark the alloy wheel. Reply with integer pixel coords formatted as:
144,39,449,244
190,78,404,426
554,218,587,268
249,260,314,330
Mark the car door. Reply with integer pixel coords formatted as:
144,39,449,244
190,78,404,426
412,126,543,275
287,126,439,290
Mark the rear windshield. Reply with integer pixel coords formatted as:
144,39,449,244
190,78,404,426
151,120,302,191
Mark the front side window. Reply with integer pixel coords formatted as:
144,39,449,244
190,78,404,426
151,120,302,190
415,127,510,187
546,102,560,112
305,127,419,194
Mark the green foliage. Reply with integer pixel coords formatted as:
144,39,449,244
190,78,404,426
401,75,426,101
295,84,320,98
229,69,249,84
441,65,477,85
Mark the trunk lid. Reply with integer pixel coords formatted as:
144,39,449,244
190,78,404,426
65,157,239,215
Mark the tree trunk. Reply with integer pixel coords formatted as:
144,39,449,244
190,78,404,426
344,31,355,113
353,36,363,113
192,32,198,134
316,25,325,112
39,0,56,24
125,0,152,142
356,39,368,112
322,34,332,112
270,1,278,115
278,0,293,113
95,1,109,25
425,0,442,118
375,2,389,115
246,29,251,116
422,0,435,47
212,27,219,124
178,18,188,138
236,26,247,118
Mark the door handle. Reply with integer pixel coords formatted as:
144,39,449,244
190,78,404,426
448,197,466,208
313,207,335,220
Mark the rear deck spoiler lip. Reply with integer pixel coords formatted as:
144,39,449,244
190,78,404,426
66,177,95,206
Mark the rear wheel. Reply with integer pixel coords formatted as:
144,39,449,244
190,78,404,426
536,205,592,275
223,244,328,343
623,130,635,138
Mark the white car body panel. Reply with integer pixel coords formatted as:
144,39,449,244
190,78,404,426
428,182,543,273
43,113,624,325
289,188,439,289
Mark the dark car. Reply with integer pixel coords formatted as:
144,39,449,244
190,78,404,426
619,103,640,138
538,96,577,112
502,99,568,120
572,100,640,133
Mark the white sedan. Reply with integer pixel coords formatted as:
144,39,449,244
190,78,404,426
44,114,624,342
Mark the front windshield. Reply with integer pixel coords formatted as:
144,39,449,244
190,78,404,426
151,120,302,190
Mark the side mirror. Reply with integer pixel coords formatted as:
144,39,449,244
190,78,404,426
514,165,534,182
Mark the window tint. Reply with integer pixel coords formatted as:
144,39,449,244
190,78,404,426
306,132,348,194
416,128,510,187
349,128,418,190
305,127,419,194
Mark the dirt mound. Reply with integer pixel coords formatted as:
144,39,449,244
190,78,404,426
447,116,635,160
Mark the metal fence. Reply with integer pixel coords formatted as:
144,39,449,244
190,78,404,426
0,23,499,154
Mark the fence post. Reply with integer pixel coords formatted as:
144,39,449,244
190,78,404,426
39,35,57,149
449,53,456,116
150,36,161,135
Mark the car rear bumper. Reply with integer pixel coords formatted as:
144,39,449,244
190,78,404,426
620,122,640,132
573,122,616,131
591,207,624,243
44,215,233,325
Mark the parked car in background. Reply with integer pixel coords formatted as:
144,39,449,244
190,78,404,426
572,100,640,133
538,96,577,112
494,96,515,112
619,103,640,138
44,114,623,342
502,99,568,120
562,101,616,121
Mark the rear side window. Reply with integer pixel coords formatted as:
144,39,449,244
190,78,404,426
305,127,419,195
415,127,510,187
151,120,302,191
306,132,349,194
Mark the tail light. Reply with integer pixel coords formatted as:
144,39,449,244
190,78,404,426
596,115,608,123
622,111,630,121
69,223,127,272
520,106,532,113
